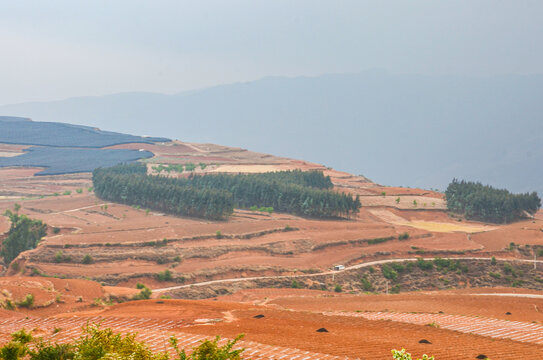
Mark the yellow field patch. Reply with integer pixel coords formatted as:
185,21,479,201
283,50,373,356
368,209,495,233
405,220,494,233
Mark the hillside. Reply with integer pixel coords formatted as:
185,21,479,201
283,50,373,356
1,120,543,359
1,72,542,196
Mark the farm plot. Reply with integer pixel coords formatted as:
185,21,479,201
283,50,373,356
0,118,168,147
0,147,153,175
0,316,349,360
369,208,495,233
326,311,543,345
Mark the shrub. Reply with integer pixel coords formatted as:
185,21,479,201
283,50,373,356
184,163,196,172
82,254,94,264
433,257,451,270
390,285,400,294
54,251,64,263
136,283,145,289
1,325,252,360
503,262,515,276
76,324,168,360
367,236,395,245
170,333,245,360
11,262,20,272
133,286,152,300
216,231,223,239
381,265,398,281
491,256,497,265
390,263,406,273
334,284,342,293
173,255,181,262
4,299,15,311
489,272,501,279
76,188,83,194
360,275,373,291
63,191,72,196
416,258,433,271
398,232,409,241
0,329,33,360
290,280,301,289
31,340,75,360
17,294,34,309
52,227,61,234
392,348,434,360
156,270,173,282
156,257,168,265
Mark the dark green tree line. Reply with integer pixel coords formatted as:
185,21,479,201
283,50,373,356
445,179,541,223
93,164,360,220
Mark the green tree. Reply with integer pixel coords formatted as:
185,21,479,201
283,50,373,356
1,211,47,264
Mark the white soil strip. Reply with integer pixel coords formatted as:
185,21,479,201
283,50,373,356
323,311,543,345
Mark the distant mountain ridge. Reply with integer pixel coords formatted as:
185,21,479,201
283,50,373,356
1,71,542,195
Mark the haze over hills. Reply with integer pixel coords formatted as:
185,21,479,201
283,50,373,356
2,71,542,195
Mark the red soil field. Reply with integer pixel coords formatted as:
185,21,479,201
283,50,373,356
1,139,543,359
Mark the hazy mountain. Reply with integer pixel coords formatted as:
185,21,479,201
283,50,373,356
2,71,542,195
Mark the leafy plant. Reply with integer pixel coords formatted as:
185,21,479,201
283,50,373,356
416,258,433,271
17,294,34,309
156,269,173,282
170,334,245,360
489,272,501,279
82,255,94,264
133,286,152,300
290,280,301,289
392,348,434,360
381,264,398,281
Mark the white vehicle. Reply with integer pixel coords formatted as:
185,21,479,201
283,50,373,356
333,265,345,271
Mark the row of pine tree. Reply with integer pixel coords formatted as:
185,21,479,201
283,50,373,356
445,179,541,223
92,164,360,220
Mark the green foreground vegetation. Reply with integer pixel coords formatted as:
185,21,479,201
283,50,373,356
445,179,541,223
0,325,433,360
93,164,360,220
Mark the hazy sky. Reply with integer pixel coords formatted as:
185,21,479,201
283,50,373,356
1,0,542,105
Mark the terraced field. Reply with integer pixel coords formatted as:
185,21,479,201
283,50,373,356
0,316,351,360
326,311,543,345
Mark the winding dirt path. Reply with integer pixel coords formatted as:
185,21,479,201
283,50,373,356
154,257,543,293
